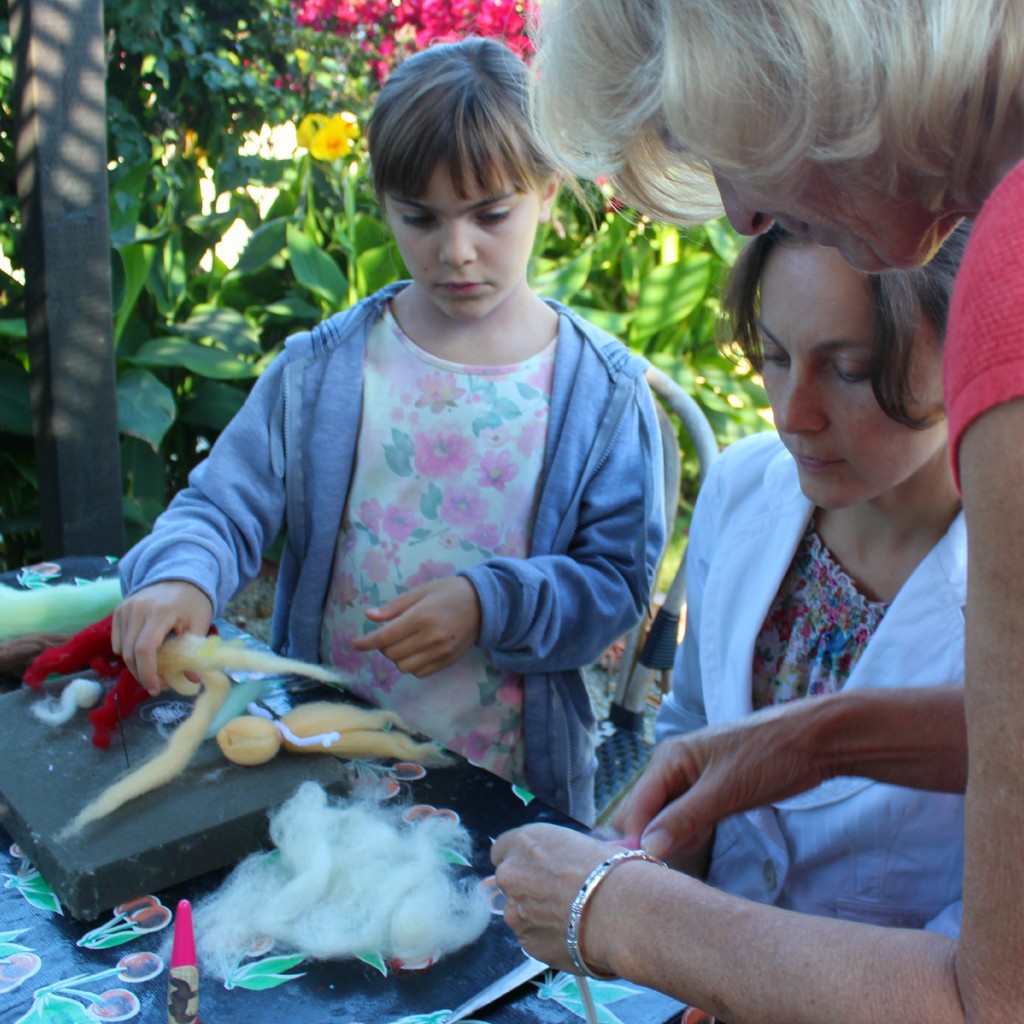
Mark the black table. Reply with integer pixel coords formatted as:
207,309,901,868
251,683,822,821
0,558,693,1024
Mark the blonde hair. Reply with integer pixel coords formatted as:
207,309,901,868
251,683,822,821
531,0,1024,222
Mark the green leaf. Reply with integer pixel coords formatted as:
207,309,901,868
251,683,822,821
470,412,503,437
178,305,260,355
0,318,27,338
287,224,347,306
117,368,176,451
108,160,156,244
112,243,157,342
357,950,388,975
355,243,401,298
383,429,415,477
420,481,442,519
178,379,246,431
0,360,31,434
531,250,593,302
511,783,535,806
632,253,713,343
566,304,634,338
17,990,94,1024
232,218,292,276
126,337,260,380
703,216,743,265
228,954,306,990
491,398,521,420
263,297,323,321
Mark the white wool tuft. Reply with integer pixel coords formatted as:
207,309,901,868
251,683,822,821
191,782,491,978
30,677,103,725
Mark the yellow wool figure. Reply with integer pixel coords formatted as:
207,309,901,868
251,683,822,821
65,634,347,836
216,702,451,769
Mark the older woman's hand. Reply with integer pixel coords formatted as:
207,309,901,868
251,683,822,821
491,823,615,974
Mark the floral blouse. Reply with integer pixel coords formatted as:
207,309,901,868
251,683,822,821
751,520,890,710
320,307,556,785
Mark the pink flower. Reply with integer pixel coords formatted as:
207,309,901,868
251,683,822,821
330,629,366,673
516,421,547,456
468,522,500,549
329,571,359,607
440,486,487,526
460,729,496,763
526,364,553,390
496,674,523,704
368,650,402,693
362,547,391,583
414,429,473,477
359,497,383,533
293,1,536,77
477,449,519,491
382,505,421,542
415,371,466,413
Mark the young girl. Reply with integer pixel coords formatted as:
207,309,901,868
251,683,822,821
111,37,666,825
652,222,970,933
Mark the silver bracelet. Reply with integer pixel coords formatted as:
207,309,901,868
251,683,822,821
566,848,666,978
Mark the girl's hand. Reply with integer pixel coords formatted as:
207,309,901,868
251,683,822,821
351,576,481,677
491,824,613,974
112,581,213,696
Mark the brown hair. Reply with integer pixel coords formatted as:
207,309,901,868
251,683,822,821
724,221,971,427
367,36,556,201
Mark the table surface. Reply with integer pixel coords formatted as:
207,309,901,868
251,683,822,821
0,558,693,1024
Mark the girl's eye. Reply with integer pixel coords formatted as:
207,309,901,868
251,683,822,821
478,209,511,225
401,214,434,228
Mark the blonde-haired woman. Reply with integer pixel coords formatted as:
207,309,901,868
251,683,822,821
492,1,1024,1020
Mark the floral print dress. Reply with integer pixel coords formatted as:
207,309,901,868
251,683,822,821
751,520,890,710
321,307,556,784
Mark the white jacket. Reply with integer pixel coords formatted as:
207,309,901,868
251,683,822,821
657,432,966,936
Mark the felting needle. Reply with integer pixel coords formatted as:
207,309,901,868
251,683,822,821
578,975,600,1024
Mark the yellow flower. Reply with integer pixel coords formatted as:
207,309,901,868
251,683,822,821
309,112,361,162
296,113,329,151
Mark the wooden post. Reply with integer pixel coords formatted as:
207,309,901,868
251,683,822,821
10,0,125,558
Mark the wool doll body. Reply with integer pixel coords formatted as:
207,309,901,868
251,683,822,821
113,38,666,824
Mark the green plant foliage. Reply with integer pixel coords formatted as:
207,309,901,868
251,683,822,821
0,1,768,571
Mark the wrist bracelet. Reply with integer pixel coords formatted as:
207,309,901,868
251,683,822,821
566,848,666,978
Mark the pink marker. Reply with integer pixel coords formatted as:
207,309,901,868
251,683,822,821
167,899,199,1024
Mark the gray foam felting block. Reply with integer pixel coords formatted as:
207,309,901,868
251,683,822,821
0,684,352,920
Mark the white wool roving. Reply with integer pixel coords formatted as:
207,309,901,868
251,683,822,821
30,677,103,725
192,782,491,979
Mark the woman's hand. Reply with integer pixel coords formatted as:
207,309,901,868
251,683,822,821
112,581,213,695
612,704,830,860
351,576,481,677
614,687,966,862
491,823,614,974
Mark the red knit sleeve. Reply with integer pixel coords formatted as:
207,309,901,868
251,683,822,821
943,161,1024,489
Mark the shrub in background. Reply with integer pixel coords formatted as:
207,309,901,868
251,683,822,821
0,0,767,572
